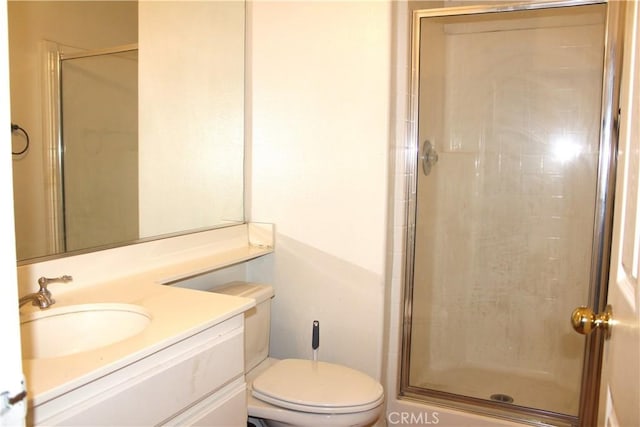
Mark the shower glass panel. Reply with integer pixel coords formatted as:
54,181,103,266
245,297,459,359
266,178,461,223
404,2,607,422
61,49,138,252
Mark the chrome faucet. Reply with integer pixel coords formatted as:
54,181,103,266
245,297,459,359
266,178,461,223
18,292,50,309
18,275,73,309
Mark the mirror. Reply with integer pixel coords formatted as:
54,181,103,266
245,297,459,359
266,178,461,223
8,1,245,263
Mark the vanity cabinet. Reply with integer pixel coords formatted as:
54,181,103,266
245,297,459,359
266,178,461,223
31,315,246,426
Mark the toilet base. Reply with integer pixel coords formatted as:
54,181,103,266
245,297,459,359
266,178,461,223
251,416,381,427
248,416,269,427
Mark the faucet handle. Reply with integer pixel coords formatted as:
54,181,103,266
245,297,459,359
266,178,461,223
37,275,72,304
37,275,73,289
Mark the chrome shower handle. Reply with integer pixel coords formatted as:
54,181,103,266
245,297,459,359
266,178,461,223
421,140,439,176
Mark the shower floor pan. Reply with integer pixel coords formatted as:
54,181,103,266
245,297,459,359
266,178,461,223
418,366,578,416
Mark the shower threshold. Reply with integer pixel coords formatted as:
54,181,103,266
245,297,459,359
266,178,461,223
414,365,578,416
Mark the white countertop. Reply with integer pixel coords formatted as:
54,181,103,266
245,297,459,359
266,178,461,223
21,274,254,407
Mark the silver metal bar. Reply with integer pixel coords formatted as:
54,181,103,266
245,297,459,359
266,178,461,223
55,48,67,253
578,1,625,425
412,0,605,19
60,43,138,61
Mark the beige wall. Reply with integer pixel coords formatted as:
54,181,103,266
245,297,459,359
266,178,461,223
8,1,137,260
0,1,25,422
138,1,244,238
248,1,391,380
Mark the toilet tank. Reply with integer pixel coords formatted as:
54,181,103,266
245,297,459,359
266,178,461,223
209,281,274,372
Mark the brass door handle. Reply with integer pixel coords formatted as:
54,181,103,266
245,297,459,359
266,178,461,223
571,305,613,339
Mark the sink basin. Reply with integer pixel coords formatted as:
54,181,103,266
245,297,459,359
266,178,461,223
20,303,151,359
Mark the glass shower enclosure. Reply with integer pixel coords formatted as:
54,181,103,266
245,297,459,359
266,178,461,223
401,1,622,425
59,46,138,253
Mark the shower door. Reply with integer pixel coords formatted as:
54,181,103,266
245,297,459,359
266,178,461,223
60,47,138,252
402,1,621,425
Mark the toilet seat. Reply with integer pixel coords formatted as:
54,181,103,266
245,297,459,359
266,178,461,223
251,359,384,414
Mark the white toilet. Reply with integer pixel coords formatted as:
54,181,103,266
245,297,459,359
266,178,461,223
211,282,384,427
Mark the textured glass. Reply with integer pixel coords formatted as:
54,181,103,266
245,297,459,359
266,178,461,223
408,3,606,416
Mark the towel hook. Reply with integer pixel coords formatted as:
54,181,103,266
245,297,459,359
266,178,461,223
11,123,30,156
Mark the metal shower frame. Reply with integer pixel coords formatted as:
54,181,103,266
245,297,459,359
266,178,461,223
400,1,624,425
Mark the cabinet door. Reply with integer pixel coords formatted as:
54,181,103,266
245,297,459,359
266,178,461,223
163,378,247,427
38,320,243,426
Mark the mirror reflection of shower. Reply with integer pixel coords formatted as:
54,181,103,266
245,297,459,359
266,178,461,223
58,45,138,253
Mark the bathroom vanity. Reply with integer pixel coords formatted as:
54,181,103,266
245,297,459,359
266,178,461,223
22,279,251,426
18,224,274,426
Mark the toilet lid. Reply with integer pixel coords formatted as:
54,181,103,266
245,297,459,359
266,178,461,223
251,359,384,414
